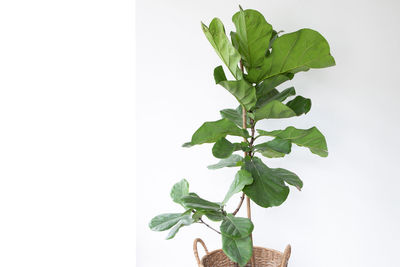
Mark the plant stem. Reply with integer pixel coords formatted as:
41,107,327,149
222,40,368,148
232,192,245,216
239,60,255,267
199,218,221,235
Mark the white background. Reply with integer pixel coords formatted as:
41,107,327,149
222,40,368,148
0,0,135,266
137,0,400,267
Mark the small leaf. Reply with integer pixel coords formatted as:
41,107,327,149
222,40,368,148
207,154,243,170
149,213,186,232
213,65,227,83
212,137,235,159
254,138,292,158
220,106,251,127
221,234,252,267
286,96,312,115
222,169,253,204
170,179,189,205
181,195,221,212
254,100,296,121
205,210,225,222
190,118,249,145
256,87,296,109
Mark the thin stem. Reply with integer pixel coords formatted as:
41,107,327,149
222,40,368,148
199,218,221,235
232,192,245,216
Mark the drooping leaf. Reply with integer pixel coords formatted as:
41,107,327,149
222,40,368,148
254,138,292,158
170,179,189,205
220,214,254,239
149,213,187,232
222,169,253,204
180,195,221,212
242,157,289,208
257,126,328,157
166,213,194,240
187,118,249,146
232,9,273,68
254,100,296,121
212,137,235,159
247,28,335,83
270,168,303,190
201,19,243,79
221,234,253,267
213,66,256,110
286,96,311,115
207,154,243,170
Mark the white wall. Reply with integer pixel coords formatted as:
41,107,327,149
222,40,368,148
136,0,400,266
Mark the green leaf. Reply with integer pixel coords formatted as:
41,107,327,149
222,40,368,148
286,96,311,115
232,9,273,68
242,157,289,208
207,154,243,170
180,195,221,212
201,19,243,79
149,213,186,232
205,210,225,222
170,179,189,205
189,118,249,146
212,137,235,159
221,235,252,267
254,100,296,121
270,168,303,191
166,214,194,240
220,214,254,238
213,66,256,110
220,106,251,127
248,28,335,83
256,87,296,109
257,126,328,157
233,142,251,153
222,169,253,204
254,138,292,158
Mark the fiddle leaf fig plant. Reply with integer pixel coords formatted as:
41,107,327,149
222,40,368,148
149,6,335,267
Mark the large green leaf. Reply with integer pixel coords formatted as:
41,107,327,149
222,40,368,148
254,100,296,121
256,86,296,109
187,118,249,146
220,214,254,238
286,96,311,115
222,169,253,204
166,213,194,240
180,195,221,212
221,235,252,267
257,126,328,157
247,28,335,83
149,213,186,232
212,137,235,159
232,8,273,68
207,154,243,170
170,179,189,205
242,157,289,208
201,19,243,79
254,138,292,158
214,66,256,110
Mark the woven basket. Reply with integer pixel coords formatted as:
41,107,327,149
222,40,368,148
193,238,291,267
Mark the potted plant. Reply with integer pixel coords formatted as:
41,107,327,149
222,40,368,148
149,6,335,267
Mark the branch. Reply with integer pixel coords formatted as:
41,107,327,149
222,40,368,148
199,218,221,235
232,192,245,216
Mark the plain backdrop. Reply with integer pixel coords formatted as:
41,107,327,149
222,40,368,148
137,0,400,267
0,0,135,266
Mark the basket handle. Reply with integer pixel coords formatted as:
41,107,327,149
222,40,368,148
193,238,209,267
279,244,291,267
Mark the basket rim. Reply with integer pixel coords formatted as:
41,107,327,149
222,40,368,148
201,246,283,263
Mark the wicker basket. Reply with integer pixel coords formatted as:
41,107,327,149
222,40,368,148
193,238,291,267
